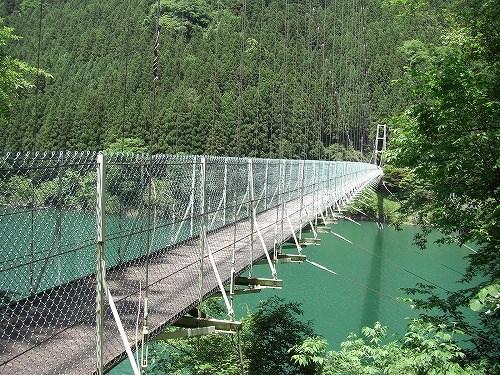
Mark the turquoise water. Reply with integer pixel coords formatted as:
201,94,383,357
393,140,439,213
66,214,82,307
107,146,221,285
233,220,472,348
0,209,196,300
110,220,473,373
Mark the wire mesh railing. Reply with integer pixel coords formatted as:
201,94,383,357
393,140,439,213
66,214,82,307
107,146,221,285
0,151,382,374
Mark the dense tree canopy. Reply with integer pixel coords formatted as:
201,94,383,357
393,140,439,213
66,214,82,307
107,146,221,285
388,0,499,363
0,0,435,159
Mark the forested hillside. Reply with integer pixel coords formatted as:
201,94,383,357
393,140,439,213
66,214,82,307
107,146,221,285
1,0,435,158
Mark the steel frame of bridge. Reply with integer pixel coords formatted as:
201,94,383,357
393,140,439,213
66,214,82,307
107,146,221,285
0,151,382,374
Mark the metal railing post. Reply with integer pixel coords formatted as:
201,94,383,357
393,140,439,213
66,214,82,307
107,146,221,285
327,161,332,213
223,158,228,225
96,153,106,375
197,156,206,313
299,160,305,240
312,161,317,227
280,159,286,248
190,158,196,237
248,159,254,277
264,159,269,210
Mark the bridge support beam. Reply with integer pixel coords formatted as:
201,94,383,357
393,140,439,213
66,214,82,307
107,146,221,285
174,317,242,334
299,237,321,246
213,287,261,297
155,326,217,340
277,253,307,263
315,225,331,233
235,276,283,289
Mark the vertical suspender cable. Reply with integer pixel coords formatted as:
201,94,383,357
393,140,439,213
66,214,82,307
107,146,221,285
305,1,313,161
319,0,328,160
346,0,354,152
237,0,248,273
279,0,289,159
255,0,265,157
140,1,160,373
354,0,362,154
236,2,248,372
29,0,44,295
326,0,336,159
337,0,344,150
33,0,43,151
351,0,361,154
278,0,289,255
121,0,131,151
117,0,132,267
237,0,246,158
360,0,369,157
210,4,220,155
272,9,280,253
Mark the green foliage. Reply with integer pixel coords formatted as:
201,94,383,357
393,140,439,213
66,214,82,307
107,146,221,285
0,17,33,119
387,0,499,363
148,334,242,375
381,164,410,197
35,170,96,210
241,296,315,375
292,320,493,374
469,279,500,315
347,188,400,224
105,138,148,154
155,0,211,38
5,174,33,206
389,27,499,250
324,144,363,162
289,337,327,374
147,297,316,374
1,0,435,158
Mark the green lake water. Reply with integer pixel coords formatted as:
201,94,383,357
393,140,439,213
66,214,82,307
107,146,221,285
233,220,473,348
111,220,474,373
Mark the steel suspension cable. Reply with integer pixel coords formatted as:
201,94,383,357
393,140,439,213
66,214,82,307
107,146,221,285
279,0,289,159
277,0,290,256
254,0,266,157
328,0,339,158
360,0,370,156
33,0,44,152
209,2,220,156
319,0,329,160
355,0,364,155
237,0,247,158
116,0,132,272
28,0,45,297
338,0,348,151
120,0,131,152
140,0,161,372
305,1,313,161
237,0,248,277
347,0,356,152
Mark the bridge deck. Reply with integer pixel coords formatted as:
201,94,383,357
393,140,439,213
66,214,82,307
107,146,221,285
0,192,321,374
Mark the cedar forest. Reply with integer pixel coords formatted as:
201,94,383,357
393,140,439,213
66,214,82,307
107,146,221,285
1,0,498,374
2,0,417,157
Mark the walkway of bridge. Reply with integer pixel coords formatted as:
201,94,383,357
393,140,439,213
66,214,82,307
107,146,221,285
0,152,381,374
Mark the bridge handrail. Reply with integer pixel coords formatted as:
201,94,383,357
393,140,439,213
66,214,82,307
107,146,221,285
0,150,381,374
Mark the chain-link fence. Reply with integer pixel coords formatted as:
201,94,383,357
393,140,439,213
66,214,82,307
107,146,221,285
0,151,381,374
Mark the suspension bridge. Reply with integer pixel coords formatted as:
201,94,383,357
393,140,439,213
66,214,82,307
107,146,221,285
0,151,382,373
